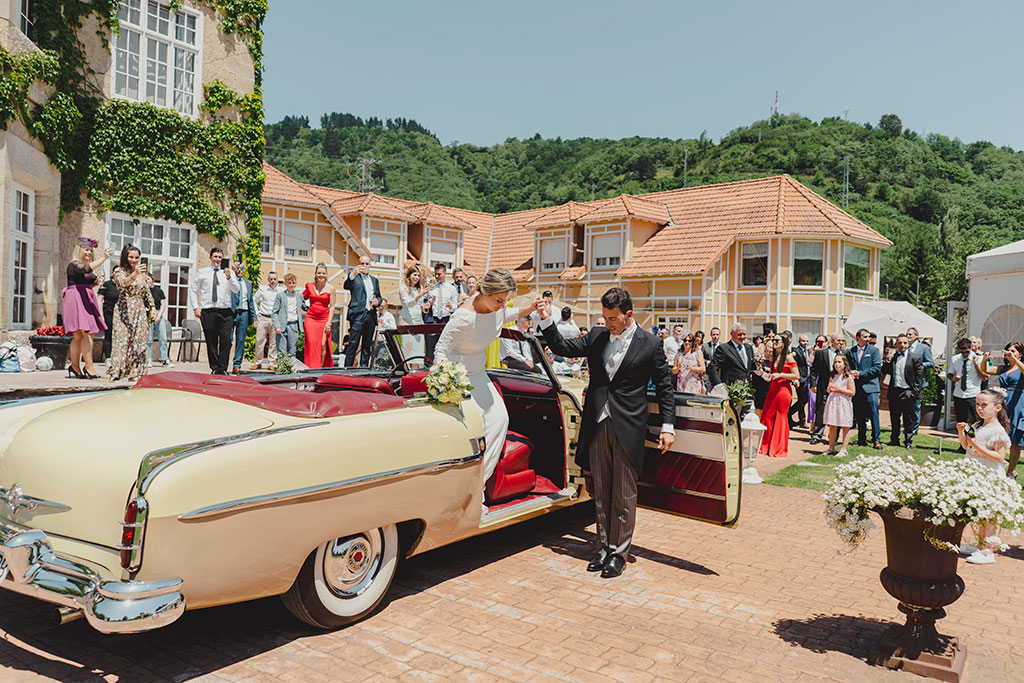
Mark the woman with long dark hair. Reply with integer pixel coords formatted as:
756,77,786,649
981,341,1024,475
756,334,799,457
107,244,155,381
63,237,114,378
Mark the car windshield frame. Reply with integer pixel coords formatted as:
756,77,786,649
382,324,563,387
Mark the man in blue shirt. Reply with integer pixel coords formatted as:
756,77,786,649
849,328,883,448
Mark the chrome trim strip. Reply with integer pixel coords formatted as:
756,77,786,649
137,421,329,495
638,481,726,501
0,483,72,515
178,450,485,521
480,487,577,524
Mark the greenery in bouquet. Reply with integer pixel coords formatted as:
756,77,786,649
424,361,473,404
274,354,295,375
726,380,754,406
823,455,1024,551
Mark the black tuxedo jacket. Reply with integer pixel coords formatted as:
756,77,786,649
712,341,755,387
882,353,924,402
542,322,675,472
343,272,382,321
793,345,811,381
812,347,851,390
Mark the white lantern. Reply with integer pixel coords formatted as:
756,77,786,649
741,411,766,484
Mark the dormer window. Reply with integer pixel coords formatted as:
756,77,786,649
540,238,567,272
114,0,201,116
591,234,621,270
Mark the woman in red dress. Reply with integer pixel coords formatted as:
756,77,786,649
757,334,800,457
303,263,336,368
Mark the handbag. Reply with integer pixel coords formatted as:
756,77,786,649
0,341,20,373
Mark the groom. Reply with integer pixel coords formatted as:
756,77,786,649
538,287,676,578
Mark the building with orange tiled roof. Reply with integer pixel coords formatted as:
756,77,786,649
262,164,890,343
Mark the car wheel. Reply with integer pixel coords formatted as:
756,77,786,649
282,524,399,629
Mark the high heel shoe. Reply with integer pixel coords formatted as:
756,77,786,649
83,370,100,379
67,366,84,379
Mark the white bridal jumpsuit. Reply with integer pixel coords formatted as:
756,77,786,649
434,305,517,486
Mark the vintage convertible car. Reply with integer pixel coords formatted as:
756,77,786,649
0,325,742,633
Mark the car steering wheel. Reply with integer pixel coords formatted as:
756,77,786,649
386,355,432,387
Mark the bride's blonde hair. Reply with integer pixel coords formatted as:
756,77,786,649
478,268,517,296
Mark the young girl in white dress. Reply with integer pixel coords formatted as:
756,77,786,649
434,269,540,515
956,388,1013,564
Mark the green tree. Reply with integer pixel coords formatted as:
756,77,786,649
878,114,903,138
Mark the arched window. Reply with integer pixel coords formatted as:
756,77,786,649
981,304,1024,350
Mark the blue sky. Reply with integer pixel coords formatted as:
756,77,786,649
263,0,1023,149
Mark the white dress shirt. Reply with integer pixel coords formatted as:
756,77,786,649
286,294,298,322
235,278,249,311
556,319,581,339
540,317,673,434
664,335,683,362
255,284,280,316
950,352,983,399
189,266,239,310
500,337,532,364
429,281,458,318
378,310,397,330
893,352,909,389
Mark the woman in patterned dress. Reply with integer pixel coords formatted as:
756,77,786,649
107,244,155,382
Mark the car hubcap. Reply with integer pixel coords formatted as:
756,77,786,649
323,530,383,598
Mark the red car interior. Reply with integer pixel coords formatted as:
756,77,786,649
314,374,395,395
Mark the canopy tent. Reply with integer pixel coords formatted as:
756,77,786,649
967,239,1024,352
841,301,947,357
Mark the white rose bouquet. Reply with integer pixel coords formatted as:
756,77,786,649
424,360,473,404
823,455,1024,551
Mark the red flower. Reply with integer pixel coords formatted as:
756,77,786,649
35,325,70,337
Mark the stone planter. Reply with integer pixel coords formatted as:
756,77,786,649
871,507,967,681
920,403,943,428
29,335,72,370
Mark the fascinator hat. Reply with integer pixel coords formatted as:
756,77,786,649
76,236,99,249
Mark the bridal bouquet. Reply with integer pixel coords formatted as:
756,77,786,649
823,455,1024,550
424,361,473,404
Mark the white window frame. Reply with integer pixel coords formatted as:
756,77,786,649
112,0,203,117
591,233,622,270
363,217,406,270
282,221,312,261
790,317,823,340
739,317,767,337
9,184,35,330
539,237,568,272
843,243,872,293
19,0,33,36
792,240,825,289
740,241,769,288
105,212,195,325
260,218,274,257
656,315,689,332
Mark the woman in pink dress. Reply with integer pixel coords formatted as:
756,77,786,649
672,335,706,394
757,336,800,457
63,237,114,378
823,354,856,456
303,263,336,368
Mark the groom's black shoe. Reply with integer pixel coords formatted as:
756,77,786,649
587,548,610,572
601,554,625,579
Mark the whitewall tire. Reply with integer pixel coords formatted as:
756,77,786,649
283,524,399,629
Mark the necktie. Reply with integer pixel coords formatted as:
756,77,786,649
858,347,864,362
212,269,218,303
961,358,968,391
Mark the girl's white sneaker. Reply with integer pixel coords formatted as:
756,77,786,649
966,549,996,565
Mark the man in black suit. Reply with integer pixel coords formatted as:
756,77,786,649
882,333,925,448
789,333,812,429
809,333,848,444
343,255,382,367
703,326,722,386
711,323,755,390
539,287,675,579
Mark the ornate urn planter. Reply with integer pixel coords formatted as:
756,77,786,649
871,507,967,682
29,335,72,370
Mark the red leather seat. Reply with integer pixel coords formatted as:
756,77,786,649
401,370,429,397
315,374,394,395
485,431,537,505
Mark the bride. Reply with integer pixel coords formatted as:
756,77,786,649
434,268,540,514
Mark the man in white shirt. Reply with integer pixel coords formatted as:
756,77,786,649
663,324,685,363
555,306,581,340
537,287,675,579
948,337,984,426
500,315,540,373
343,255,383,367
424,264,458,359
189,246,239,375
252,271,280,369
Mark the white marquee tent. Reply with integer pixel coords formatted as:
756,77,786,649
967,238,1024,352
842,301,947,357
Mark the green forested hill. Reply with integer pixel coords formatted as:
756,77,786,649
265,112,1024,318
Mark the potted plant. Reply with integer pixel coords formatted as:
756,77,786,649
29,325,73,370
920,365,944,428
823,455,1024,681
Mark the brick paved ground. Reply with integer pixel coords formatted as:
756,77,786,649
2,483,1022,682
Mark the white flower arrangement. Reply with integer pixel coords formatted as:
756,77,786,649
424,360,473,404
823,455,1024,551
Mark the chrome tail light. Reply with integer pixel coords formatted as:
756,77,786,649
119,496,148,571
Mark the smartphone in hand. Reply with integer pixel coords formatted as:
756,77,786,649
221,258,231,270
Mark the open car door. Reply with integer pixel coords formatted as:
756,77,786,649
637,393,742,526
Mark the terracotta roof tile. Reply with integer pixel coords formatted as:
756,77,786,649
576,194,670,225
262,163,326,205
328,193,422,223
559,265,587,280
403,202,478,231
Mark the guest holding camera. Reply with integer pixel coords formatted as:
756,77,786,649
63,237,114,379
108,244,156,381
980,342,1024,475
342,256,379,367
948,337,985,426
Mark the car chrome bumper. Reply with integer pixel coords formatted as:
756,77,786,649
0,521,185,634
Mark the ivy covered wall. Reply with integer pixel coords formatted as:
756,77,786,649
0,0,267,282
